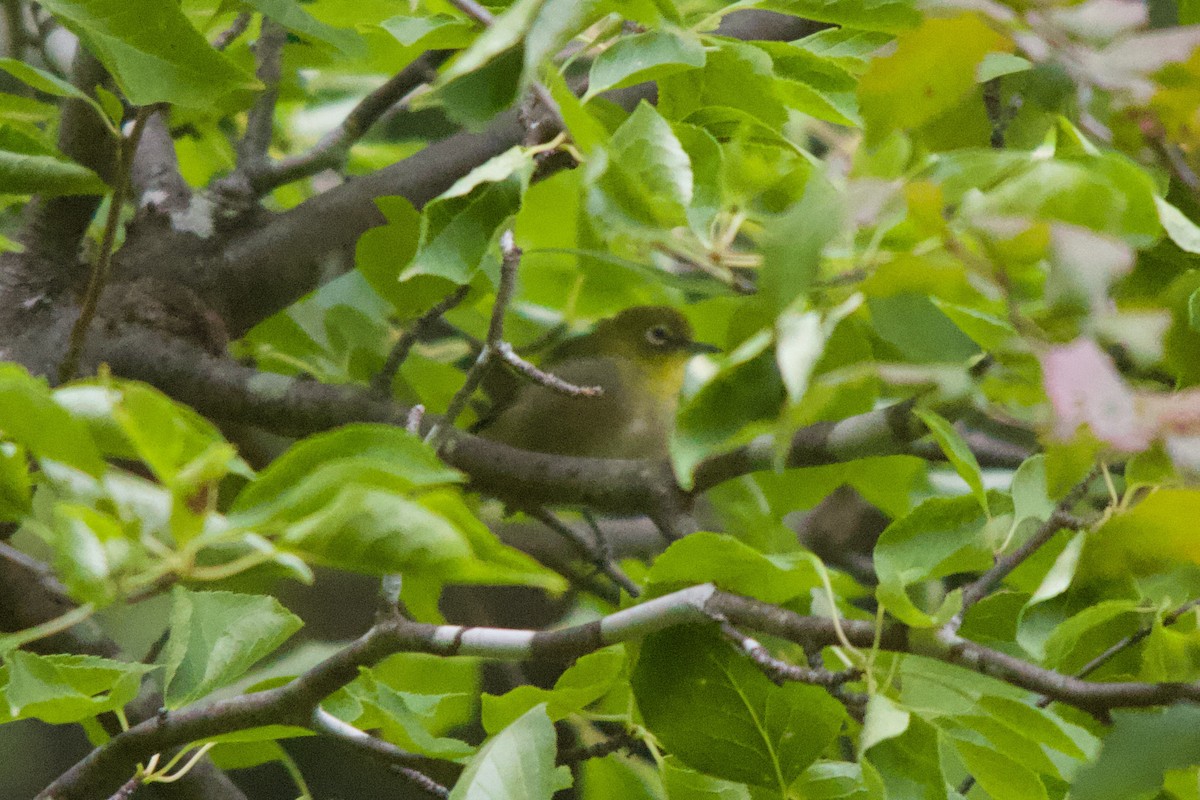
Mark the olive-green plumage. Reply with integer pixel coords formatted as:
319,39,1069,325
476,306,715,458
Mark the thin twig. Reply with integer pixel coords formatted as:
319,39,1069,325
494,343,602,397
58,107,155,383
311,708,449,798
449,0,567,139
528,508,640,598
955,467,1099,614
717,621,862,690
372,284,470,398
237,17,287,170
250,50,451,194
449,0,495,25
212,11,252,51
1045,597,1200,698
104,774,141,800
559,730,639,764
391,766,450,799
429,231,521,445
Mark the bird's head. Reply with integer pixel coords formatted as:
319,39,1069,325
588,306,719,365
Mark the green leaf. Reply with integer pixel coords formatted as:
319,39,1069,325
0,57,98,103
482,647,624,733
952,738,1048,800
975,696,1086,760
0,150,108,196
661,757,751,799
868,293,980,364
107,382,242,489
1080,489,1200,579
858,13,1010,140
756,0,919,33
1039,600,1141,672
929,298,1016,350
1157,196,1200,254
585,30,706,99
36,0,257,108
402,173,528,283
230,424,461,524
760,170,845,314
41,504,129,605
438,0,543,84
587,101,694,233
581,753,663,799
273,487,474,575
645,532,820,604
859,696,945,800
241,0,363,54
671,330,784,488
381,15,476,49
794,28,894,64
524,0,608,81
632,625,843,791
659,40,787,129
355,196,423,307
450,704,572,800
967,154,1161,244
0,365,106,475
4,652,154,723
433,46,524,130
346,669,475,759
0,442,31,521
1072,706,1200,800
160,588,303,708
914,408,986,513
874,496,991,627
790,761,869,800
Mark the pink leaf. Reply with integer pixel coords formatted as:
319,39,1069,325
1040,338,1149,450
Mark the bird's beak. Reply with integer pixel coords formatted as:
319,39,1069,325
685,340,721,354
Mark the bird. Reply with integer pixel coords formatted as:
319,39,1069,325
474,306,718,459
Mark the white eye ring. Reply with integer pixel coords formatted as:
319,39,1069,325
646,325,670,345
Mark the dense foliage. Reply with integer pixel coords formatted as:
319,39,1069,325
0,0,1199,798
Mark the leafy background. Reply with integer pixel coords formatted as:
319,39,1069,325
0,0,1199,798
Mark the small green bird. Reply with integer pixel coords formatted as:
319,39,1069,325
476,306,717,459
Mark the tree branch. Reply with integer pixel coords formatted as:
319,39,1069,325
40,584,1200,798
60,106,156,381
236,17,286,172
247,50,453,195
10,47,115,271
94,330,925,518
955,467,1099,615
130,107,190,212
372,283,470,398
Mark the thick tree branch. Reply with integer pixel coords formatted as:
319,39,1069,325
95,331,925,517
10,47,114,271
202,9,799,336
215,113,525,335
130,108,190,212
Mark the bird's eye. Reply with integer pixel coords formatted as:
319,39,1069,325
646,325,670,346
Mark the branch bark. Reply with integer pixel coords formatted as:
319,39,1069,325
94,330,925,517
40,584,1200,799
